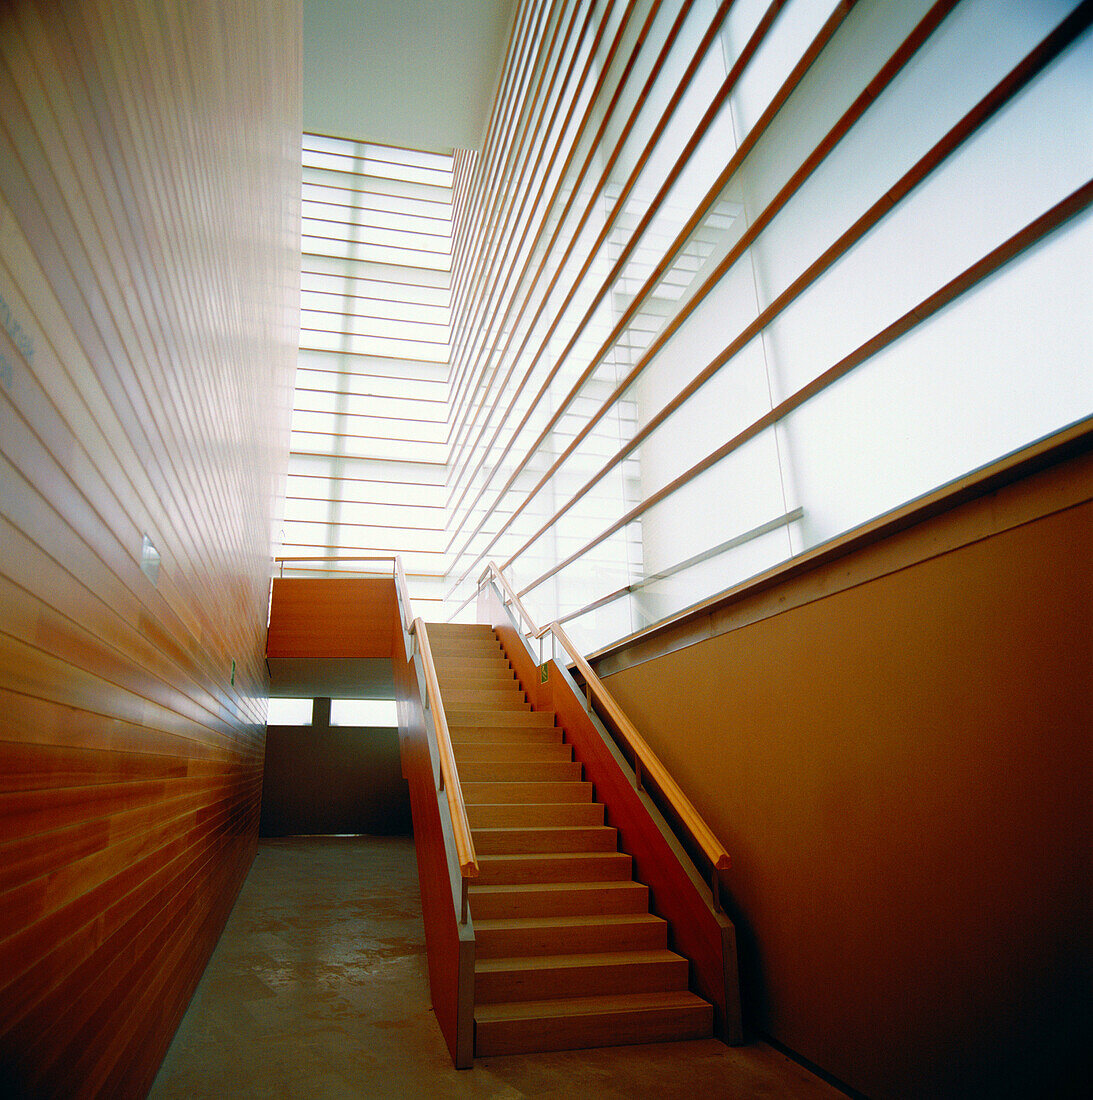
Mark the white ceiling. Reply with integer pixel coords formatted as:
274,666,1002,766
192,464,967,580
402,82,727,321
303,0,518,153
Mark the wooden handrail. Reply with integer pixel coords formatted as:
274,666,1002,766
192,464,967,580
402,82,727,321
538,621,731,872
414,618,479,881
479,563,730,873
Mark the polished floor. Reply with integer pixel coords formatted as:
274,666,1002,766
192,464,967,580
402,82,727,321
151,837,843,1099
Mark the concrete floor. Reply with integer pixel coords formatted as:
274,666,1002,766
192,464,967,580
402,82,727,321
151,836,844,1099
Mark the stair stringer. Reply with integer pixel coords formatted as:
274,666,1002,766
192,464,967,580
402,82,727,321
485,594,743,1045
394,622,476,1068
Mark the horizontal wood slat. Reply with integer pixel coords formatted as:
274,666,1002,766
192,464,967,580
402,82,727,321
0,1,300,1095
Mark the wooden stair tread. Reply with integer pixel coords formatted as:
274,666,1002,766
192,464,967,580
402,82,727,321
475,989,709,1022
471,824,615,846
477,948,684,973
475,913,664,934
463,780,594,804
430,625,712,1060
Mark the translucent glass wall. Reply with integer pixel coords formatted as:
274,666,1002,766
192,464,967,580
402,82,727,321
283,136,454,613
444,0,1092,650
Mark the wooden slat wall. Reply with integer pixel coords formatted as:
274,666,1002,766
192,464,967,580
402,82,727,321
0,1,300,1096
443,0,1093,644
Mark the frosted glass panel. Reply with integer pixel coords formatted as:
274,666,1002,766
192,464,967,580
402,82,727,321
330,699,399,726
782,209,1093,549
267,698,313,725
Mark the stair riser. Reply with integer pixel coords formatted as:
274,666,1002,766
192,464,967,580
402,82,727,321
439,683,526,698
440,693,529,710
467,803,603,827
469,883,649,919
436,670,517,684
472,827,617,854
475,853,631,885
431,651,505,664
431,656,509,671
459,762,582,783
474,1003,713,1057
475,958,689,1003
425,623,495,635
445,711,554,728
475,921,667,959
463,781,593,805
453,744,573,764
449,728,564,746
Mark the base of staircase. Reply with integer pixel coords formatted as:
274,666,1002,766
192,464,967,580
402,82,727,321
474,990,714,1056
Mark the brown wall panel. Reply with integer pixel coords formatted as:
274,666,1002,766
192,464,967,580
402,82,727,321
267,577,398,658
599,454,1092,1098
0,0,300,1095
259,724,410,837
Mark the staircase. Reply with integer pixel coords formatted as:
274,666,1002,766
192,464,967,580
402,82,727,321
427,622,714,1057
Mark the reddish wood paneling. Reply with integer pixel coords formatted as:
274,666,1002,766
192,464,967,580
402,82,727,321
0,0,300,1094
266,578,397,658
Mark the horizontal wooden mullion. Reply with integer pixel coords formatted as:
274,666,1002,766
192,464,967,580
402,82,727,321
448,0,595,395
301,287,449,321
302,199,451,238
292,384,446,412
449,0,559,345
452,0,550,319
302,235,453,271
444,0,884,580
304,130,455,171
446,0,642,417
448,0,627,407
515,179,1093,602
285,491,444,513
300,302,450,332
301,163,451,204
301,253,451,289
302,213,451,250
445,0,707,511
301,151,453,190
493,6,1089,587
296,348,449,379
300,317,450,345
298,332,450,364
277,539,447,559
292,405,447,431
446,0,673,420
